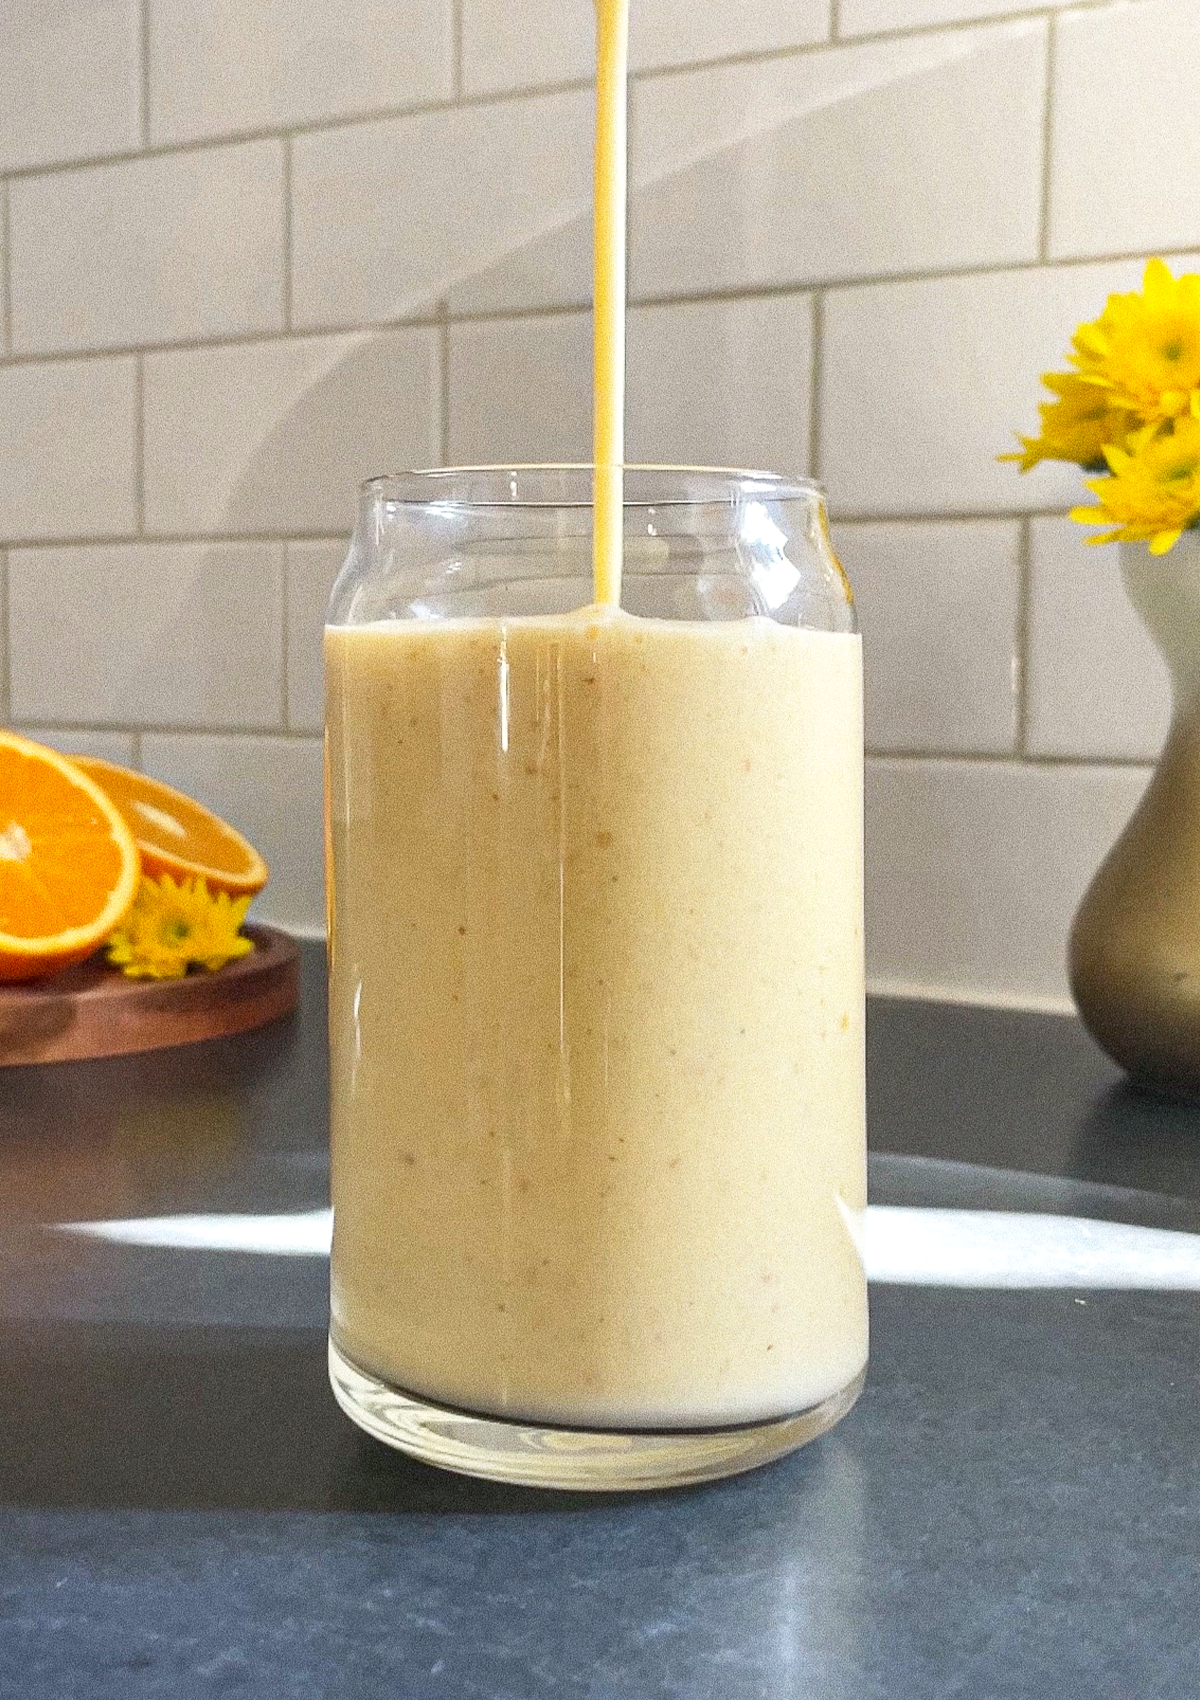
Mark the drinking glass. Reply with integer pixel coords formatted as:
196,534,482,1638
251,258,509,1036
325,465,867,1490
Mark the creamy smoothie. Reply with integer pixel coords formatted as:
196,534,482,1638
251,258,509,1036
326,607,866,1428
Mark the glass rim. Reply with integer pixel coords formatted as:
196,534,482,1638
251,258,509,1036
359,464,827,511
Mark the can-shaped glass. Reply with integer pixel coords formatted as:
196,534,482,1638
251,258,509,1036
325,465,867,1490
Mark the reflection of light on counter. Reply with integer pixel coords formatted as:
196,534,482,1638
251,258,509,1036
866,1207,1200,1289
55,1205,1200,1289
58,1209,333,1255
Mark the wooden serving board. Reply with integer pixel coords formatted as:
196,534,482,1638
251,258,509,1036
0,925,300,1067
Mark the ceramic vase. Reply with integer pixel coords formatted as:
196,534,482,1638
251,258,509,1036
1070,529,1200,1096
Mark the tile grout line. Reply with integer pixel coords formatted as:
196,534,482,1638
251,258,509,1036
279,543,291,731
139,0,152,148
626,68,636,301
7,238,1200,372
0,549,9,725
0,314,452,368
829,0,842,43
133,354,145,535
0,0,1130,190
438,306,452,466
832,506,1076,525
866,748,1155,772
0,77,595,186
627,1,1114,87
13,716,326,743
0,512,1086,556
452,0,465,99
1037,12,1057,264
0,711,1151,768
629,243,1200,308
0,180,11,356
1014,514,1033,757
281,136,294,330
808,291,825,480
2,530,355,552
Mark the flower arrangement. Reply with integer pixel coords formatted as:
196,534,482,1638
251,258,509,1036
1005,259,1200,555
107,874,256,980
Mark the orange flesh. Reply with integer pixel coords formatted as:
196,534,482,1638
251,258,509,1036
72,759,267,897
0,734,141,978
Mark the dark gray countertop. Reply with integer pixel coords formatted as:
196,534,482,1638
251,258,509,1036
1,945,1198,1698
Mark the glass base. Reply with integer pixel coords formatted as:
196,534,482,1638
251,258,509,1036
328,1337,866,1492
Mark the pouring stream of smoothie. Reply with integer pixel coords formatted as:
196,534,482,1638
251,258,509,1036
591,0,630,608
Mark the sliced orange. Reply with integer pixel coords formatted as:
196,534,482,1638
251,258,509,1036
0,732,142,982
72,758,267,899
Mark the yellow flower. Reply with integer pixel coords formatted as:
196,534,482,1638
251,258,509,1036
1069,258,1200,423
1071,412,1200,555
107,874,255,980
1001,371,1139,472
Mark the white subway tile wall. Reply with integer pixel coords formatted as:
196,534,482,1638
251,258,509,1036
631,24,1047,298
0,551,6,718
625,0,831,71
820,257,1195,518
147,0,455,145
837,520,1021,756
0,359,138,541
285,541,346,733
447,313,592,464
143,330,440,535
0,0,1184,988
1026,520,1171,763
461,0,594,96
448,294,815,470
290,89,594,326
842,0,1081,33
8,543,284,730
1049,0,1200,261
141,734,325,933
1,185,9,354
461,0,831,95
0,1,141,174
9,146,286,354
626,295,814,473
866,759,1152,1009
15,728,139,767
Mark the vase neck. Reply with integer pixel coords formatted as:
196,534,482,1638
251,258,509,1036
1121,533,1200,711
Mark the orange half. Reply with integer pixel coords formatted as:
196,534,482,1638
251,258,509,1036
72,758,268,899
0,732,141,982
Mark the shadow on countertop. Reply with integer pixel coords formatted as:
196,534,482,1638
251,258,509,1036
868,995,1200,1203
0,1318,666,1518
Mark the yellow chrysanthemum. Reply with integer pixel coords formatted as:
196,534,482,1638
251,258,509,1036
1071,413,1200,555
1069,259,1200,423
106,874,255,980
1001,371,1139,472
